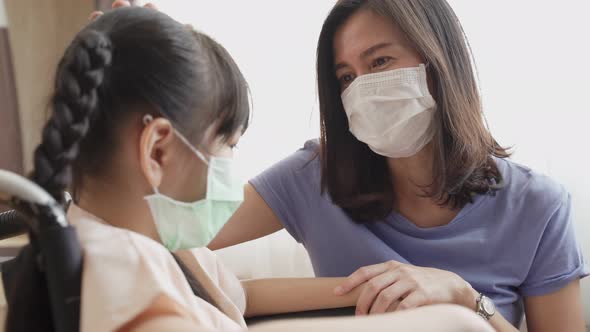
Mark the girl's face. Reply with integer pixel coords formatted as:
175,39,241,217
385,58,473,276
333,9,425,92
139,116,241,204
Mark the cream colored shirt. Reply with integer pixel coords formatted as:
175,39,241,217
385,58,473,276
68,205,247,332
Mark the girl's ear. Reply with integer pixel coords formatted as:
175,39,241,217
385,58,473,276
139,116,176,190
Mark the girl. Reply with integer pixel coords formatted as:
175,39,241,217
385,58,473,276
4,5,490,332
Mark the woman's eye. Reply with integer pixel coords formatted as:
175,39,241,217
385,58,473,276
372,56,392,69
338,74,355,86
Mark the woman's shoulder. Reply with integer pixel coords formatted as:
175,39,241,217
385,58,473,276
281,139,321,172
250,139,321,188
494,157,568,213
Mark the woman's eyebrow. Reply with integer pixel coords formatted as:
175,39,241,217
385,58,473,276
334,62,349,72
334,42,395,72
360,42,394,59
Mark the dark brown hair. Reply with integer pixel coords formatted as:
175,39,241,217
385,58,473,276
317,0,510,222
6,7,249,331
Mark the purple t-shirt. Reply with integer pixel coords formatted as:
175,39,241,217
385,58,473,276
251,140,589,327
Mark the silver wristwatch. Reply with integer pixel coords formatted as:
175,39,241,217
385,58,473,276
475,293,496,320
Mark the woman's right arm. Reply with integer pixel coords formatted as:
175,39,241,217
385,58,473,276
208,184,284,250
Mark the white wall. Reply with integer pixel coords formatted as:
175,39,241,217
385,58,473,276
146,0,331,180
148,0,590,318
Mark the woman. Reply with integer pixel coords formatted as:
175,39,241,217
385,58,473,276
3,4,492,332
210,0,589,331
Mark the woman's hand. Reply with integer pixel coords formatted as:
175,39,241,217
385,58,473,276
89,1,157,21
88,1,194,29
334,260,479,315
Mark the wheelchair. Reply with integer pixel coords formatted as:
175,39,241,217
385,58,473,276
0,169,81,332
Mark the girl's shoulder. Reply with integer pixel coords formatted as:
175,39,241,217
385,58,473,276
67,205,244,331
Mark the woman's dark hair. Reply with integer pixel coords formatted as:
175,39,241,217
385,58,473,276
6,7,249,331
317,0,510,222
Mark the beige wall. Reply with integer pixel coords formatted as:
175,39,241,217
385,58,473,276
0,0,6,26
0,0,22,175
5,0,93,172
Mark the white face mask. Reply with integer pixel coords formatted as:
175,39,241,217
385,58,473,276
142,115,244,251
341,64,436,158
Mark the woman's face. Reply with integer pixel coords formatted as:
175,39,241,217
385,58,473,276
333,9,425,92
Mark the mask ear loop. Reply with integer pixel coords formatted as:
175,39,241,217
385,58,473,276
140,113,210,198
142,114,209,165
173,128,210,166
417,63,434,100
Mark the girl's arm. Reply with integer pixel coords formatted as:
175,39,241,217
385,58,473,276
127,304,493,332
242,278,363,318
249,304,493,332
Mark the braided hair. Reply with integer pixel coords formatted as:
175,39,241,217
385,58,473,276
6,7,250,331
32,30,112,205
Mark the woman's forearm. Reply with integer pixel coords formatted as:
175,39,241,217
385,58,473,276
242,278,363,318
461,287,518,332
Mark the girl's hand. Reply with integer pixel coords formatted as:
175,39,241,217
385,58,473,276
335,260,479,315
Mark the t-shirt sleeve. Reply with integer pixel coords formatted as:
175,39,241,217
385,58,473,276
519,191,590,297
191,248,247,315
249,141,320,243
215,256,247,315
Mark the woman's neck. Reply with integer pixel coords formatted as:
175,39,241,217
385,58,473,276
387,143,459,228
76,176,161,242
387,143,435,196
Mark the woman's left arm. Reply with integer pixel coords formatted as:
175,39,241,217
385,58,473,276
524,279,585,332
241,278,366,318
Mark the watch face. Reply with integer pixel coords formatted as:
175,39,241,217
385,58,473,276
482,297,496,315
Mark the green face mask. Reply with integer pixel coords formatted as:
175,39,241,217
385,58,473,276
142,115,243,251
